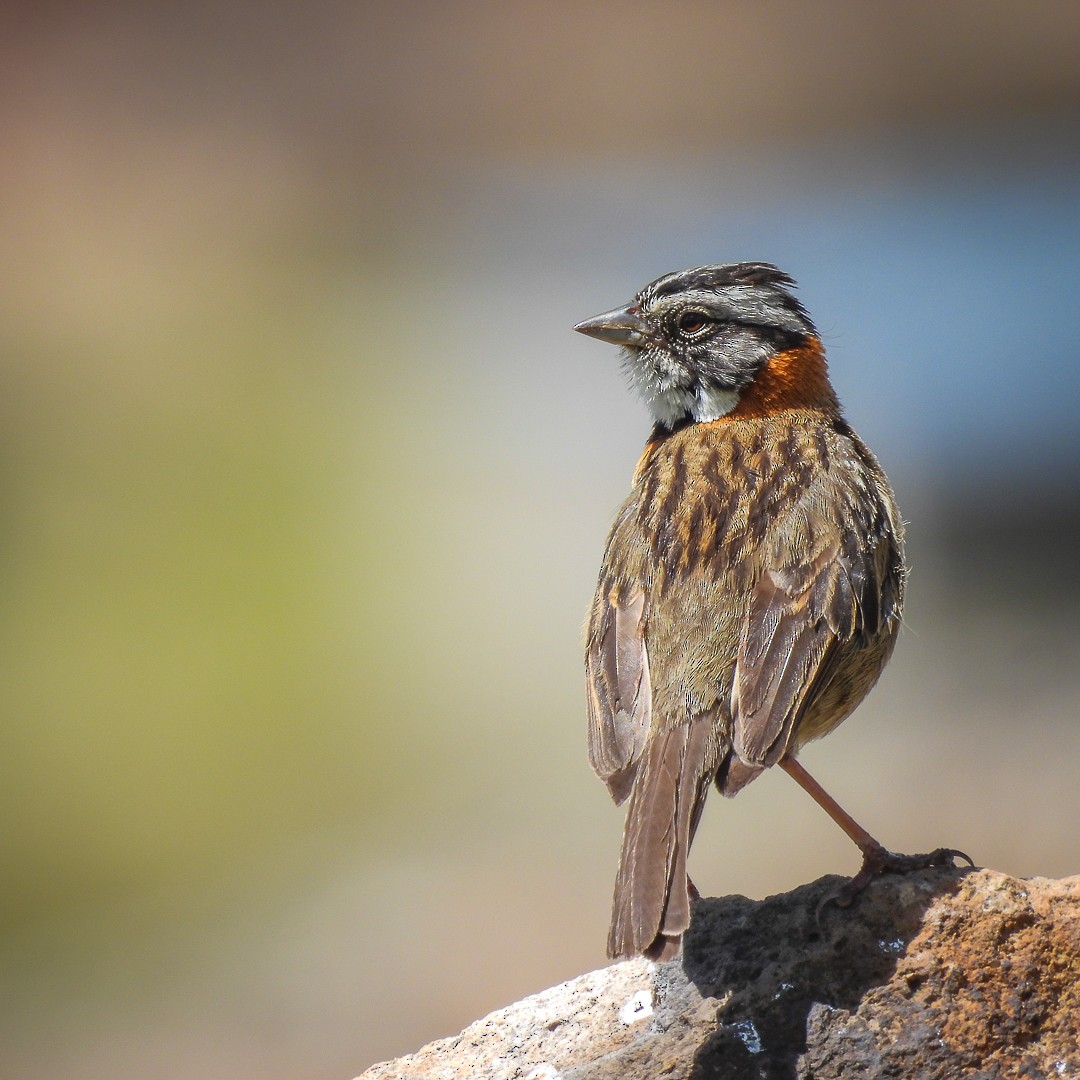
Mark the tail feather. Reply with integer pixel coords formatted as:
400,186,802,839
607,714,713,960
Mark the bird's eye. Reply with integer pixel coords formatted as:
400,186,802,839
677,311,709,335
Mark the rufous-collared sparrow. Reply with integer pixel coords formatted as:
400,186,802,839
575,262,968,960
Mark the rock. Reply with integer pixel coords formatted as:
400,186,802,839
357,868,1080,1079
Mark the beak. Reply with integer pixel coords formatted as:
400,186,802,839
573,305,650,348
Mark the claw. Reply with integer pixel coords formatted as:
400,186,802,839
817,843,974,922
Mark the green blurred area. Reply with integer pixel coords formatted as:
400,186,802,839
1,259,346,915
0,96,602,1070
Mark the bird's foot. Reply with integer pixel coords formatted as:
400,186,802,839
818,842,973,919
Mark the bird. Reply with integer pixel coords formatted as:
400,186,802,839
574,262,968,961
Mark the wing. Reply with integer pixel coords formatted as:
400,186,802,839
730,511,901,768
586,587,652,804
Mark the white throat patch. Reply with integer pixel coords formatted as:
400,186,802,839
645,383,739,427
622,346,741,427
690,384,740,423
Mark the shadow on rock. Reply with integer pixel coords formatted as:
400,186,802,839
678,867,973,1080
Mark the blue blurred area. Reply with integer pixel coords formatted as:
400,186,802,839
445,129,1080,488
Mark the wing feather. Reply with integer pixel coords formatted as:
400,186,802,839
731,515,897,767
587,587,653,803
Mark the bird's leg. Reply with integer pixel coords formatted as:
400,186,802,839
778,755,972,909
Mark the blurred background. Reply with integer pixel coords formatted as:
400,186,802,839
2,2,1079,1077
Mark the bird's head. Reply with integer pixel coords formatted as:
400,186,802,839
574,262,835,429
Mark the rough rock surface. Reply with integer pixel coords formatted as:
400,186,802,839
358,868,1080,1079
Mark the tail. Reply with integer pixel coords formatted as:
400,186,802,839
607,714,713,960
